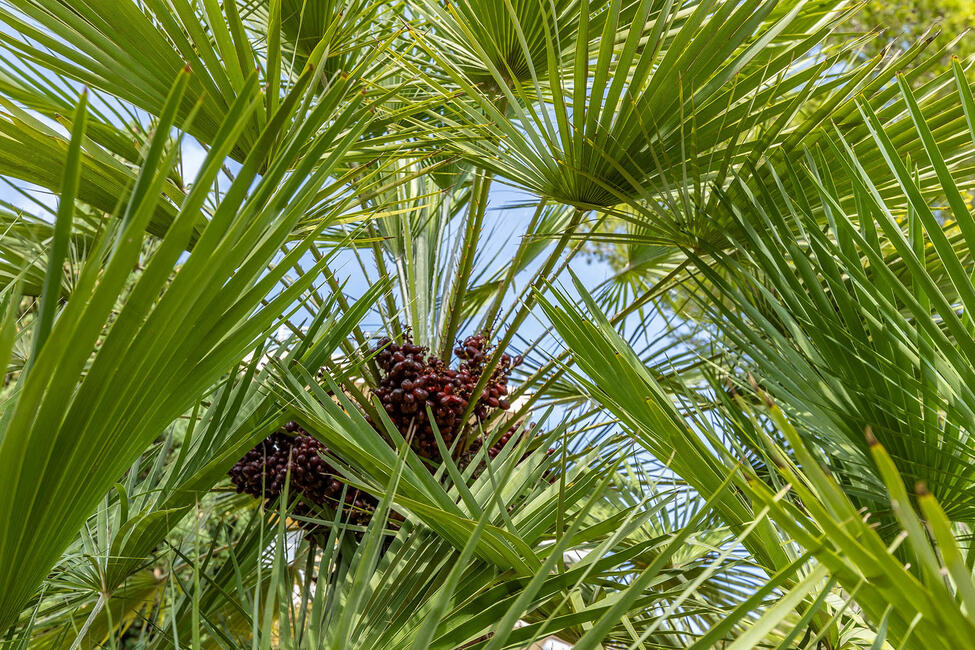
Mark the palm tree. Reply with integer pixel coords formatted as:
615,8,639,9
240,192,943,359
0,0,973,648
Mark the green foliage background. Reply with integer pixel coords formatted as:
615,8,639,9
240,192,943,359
1,0,975,648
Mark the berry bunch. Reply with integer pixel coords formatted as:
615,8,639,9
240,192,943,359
465,425,519,461
230,333,533,533
228,422,376,529
459,422,554,474
372,334,520,460
457,434,509,476
453,333,522,417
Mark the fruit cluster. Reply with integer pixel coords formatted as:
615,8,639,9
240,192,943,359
371,334,521,461
465,425,520,461
230,333,536,533
459,422,555,478
228,422,376,529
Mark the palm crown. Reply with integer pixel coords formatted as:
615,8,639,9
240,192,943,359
0,1,973,648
